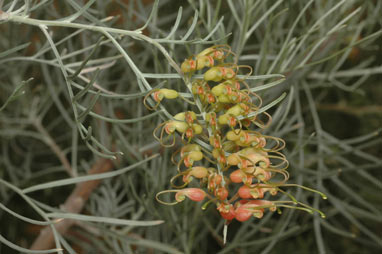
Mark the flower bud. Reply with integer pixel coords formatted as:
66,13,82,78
204,67,223,82
224,79,241,90
228,92,240,103
218,94,231,103
174,111,197,121
192,124,203,134
196,55,214,70
223,67,236,79
188,151,203,161
160,89,179,99
218,114,229,125
181,144,201,157
227,154,240,165
234,206,252,222
211,83,226,96
181,59,196,73
226,104,243,116
174,121,189,133
205,67,236,81
198,47,226,60
234,200,268,221
175,188,206,202
248,200,276,212
183,150,204,167
222,84,233,95
238,185,264,199
219,204,236,220
229,169,245,183
190,167,208,178
226,130,241,141
197,47,215,57
215,187,229,200
165,121,188,134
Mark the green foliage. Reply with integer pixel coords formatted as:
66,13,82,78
0,0,381,253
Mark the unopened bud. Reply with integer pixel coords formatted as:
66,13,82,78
211,83,226,96
204,67,223,82
219,204,236,220
174,111,196,121
175,188,206,202
190,167,208,178
192,124,203,134
227,154,240,165
215,187,229,200
234,206,252,222
161,89,179,99
226,104,243,116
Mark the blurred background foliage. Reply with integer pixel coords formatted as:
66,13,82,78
0,0,381,253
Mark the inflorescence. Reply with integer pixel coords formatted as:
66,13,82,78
144,45,326,223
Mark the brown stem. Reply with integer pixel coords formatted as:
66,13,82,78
30,158,114,250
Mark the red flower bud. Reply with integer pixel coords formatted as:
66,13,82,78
238,185,264,199
215,187,229,200
234,200,270,221
234,205,252,222
238,185,252,199
230,169,245,183
175,188,206,202
219,204,236,220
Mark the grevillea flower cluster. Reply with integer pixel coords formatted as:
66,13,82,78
144,45,326,223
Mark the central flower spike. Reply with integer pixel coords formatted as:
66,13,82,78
151,45,326,226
